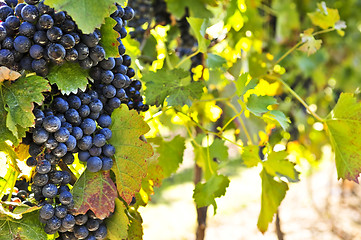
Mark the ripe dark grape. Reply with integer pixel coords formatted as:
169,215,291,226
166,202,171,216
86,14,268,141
47,26,62,42
36,159,52,174
38,14,54,30
29,44,44,59
62,214,76,229
87,156,102,172
5,16,20,30
21,4,39,23
42,183,58,198
59,191,73,205
43,115,61,133
47,43,66,62
40,203,55,220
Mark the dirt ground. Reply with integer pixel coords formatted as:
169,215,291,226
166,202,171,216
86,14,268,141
139,147,361,240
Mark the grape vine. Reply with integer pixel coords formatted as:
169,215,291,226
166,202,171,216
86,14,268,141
0,0,359,240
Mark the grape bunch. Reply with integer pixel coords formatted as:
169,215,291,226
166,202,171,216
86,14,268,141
176,10,197,58
126,0,152,41
0,0,148,239
152,0,171,26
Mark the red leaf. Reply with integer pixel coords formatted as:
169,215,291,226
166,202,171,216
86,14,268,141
71,170,117,219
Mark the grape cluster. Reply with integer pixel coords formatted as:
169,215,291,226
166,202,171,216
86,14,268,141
126,0,152,40
176,11,197,57
0,0,148,239
0,0,110,76
152,0,171,26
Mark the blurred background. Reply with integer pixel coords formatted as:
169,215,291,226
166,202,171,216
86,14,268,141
127,0,361,239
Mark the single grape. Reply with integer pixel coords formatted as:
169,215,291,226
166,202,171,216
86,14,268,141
75,214,88,225
21,4,39,23
39,203,55,220
101,157,113,171
59,190,73,205
62,214,76,229
74,225,89,239
33,172,49,186
42,183,58,198
38,14,54,30
87,156,102,172
36,159,52,174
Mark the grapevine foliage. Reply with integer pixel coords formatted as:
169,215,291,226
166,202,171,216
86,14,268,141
0,0,358,239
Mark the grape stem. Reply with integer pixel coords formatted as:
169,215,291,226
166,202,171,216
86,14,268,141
268,75,324,122
266,28,338,123
175,50,200,69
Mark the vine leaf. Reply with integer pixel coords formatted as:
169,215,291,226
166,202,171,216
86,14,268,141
71,170,117,220
127,208,143,240
100,17,120,59
193,174,230,214
44,0,126,34
241,145,261,168
263,151,299,182
0,210,49,240
246,94,290,130
47,61,89,95
152,135,186,178
206,53,227,69
247,94,277,116
142,68,204,107
187,17,209,53
235,73,257,97
3,75,50,139
257,169,288,233
105,198,129,240
193,136,228,180
298,28,322,56
0,97,18,144
109,106,153,204
325,93,361,182
165,0,213,19
308,2,340,30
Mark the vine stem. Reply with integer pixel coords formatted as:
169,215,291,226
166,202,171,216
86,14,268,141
175,50,200,69
274,76,324,122
272,27,336,68
226,102,254,145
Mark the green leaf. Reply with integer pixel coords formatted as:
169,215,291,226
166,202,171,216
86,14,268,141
0,210,48,240
247,94,277,116
165,0,213,19
155,135,186,178
325,93,361,182
193,136,228,180
235,73,257,97
307,2,340,30
127,209,143,240
257,169,288,233
262,151,299,182
0,99,17,144
193,174,230,214
106,198,129,240
263,110,290,130
100,17,120,59
109,106,153,204
209,138,228,162
71,170,117,220
142,68,204,107
187,17,208,53
241,145,261,168
47,62,89,95
299,28,322,56
3,75,49,138
44,0,125,34
247,95,289,130
206,53,227,69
